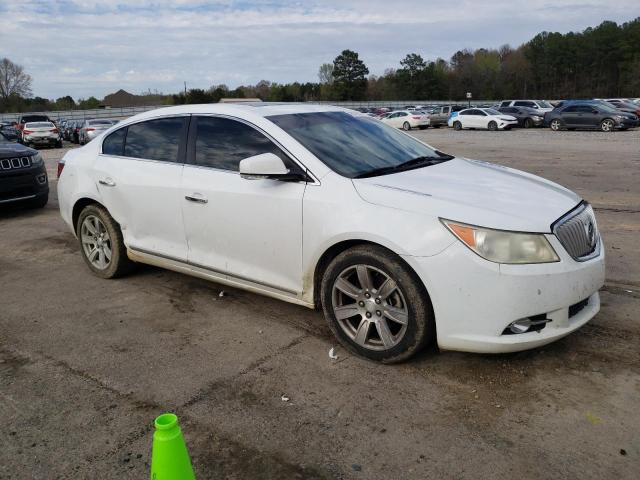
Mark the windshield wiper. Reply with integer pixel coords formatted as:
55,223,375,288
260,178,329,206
353,155,451,179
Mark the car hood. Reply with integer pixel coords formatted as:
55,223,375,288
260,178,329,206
352,157,581,233
0,142,37,158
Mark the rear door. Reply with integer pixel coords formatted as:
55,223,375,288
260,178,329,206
94,116,189,261
181,115,306,294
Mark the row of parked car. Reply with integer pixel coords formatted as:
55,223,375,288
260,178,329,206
0,115,119,148
358,98,640,132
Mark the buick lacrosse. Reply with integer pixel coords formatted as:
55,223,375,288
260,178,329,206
58,104,605,363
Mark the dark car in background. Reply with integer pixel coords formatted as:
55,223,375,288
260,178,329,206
546,102,638,132
497,106,545,128
0,133,48,208
604,99,640,117
0,124,20,141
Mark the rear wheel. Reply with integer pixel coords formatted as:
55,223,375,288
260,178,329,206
488,121,498,131
321,245,434,363
600,119,615,132
453,121,462,131
77,204,134,279
550,119,562,131
402,122,411,131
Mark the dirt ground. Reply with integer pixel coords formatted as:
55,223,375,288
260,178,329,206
1,128,638,479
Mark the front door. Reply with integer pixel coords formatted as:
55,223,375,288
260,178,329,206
181,115,306,294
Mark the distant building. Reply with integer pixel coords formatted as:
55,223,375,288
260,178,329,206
101,89,164,108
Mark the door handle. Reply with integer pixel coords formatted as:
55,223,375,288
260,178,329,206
98,178,116,187
185,194,208,204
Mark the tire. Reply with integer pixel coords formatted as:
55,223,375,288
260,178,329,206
550,119,562,131
453,121,462,131
523,118,533,128
488,121,498,131
418,126,427,130
76,204,134,279
402,122,411,131
320,244,435,363
600,118,615,132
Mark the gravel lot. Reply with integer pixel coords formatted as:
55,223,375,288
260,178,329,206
1,128,639,479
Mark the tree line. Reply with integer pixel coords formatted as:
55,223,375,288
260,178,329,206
1,17,638,113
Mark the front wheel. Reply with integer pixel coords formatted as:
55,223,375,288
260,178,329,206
321,245,434,363
524,118,533,128
402,122,411,131
600,119,615,132
77,204,134,279
488,121,498,131
550,119,562,131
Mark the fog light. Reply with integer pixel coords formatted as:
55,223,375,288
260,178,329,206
37,173,47,185
509,318,532,334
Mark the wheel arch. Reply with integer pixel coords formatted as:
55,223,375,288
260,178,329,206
72,197,106,234
310,239,432,312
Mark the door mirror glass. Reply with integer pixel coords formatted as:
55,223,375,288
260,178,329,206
239,153,299,181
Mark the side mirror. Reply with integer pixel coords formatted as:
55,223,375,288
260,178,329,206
239,153,305,182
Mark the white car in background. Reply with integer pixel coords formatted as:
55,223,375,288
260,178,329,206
380,110,430,130
57,103,604,363
452,108,518,131
21,121,62,148
499,100,554,113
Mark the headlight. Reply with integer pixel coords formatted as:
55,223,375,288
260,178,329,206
31,153,44,166
441,219,559,264
532,116,543,120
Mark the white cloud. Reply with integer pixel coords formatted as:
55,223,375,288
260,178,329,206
1,0,638,99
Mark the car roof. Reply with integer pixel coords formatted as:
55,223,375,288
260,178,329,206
128,103,352,123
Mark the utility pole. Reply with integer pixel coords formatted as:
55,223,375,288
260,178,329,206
184,81,187,96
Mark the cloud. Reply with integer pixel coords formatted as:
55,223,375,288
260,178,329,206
2,0,639,99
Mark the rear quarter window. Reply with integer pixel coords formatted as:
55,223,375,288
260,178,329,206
102,127,126,156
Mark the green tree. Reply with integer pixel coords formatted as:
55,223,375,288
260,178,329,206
331,49,369,100
318,63,334,84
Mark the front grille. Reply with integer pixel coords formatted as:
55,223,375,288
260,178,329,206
553,203,599,261
0,156,31,171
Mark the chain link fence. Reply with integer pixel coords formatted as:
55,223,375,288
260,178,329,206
0,100,488,123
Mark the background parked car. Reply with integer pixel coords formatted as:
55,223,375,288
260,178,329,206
380,110,430,130
497,106,545,128
0,134,48,208
452,108,518,131
16,114,51,141
545,103,638,132
0,124,20,142
499,100,554,113
79,119,117,145
428,106,453,127
603,99,640,117
21,121,62,148
69,120,84,144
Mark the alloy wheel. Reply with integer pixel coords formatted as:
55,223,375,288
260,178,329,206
80,215,112,270
331,264,409,351
550,120,561,131
601,119,614,132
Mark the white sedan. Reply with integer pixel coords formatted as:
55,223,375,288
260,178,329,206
380,110,430,130
57,103,604,363
452,108,518,131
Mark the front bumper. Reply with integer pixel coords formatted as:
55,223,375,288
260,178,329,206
498,120,518,130
405,234,605,353
0,163,49,204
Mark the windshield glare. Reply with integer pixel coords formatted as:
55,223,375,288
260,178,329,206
485,108,501,115
538,101,553,108
267,111,445,178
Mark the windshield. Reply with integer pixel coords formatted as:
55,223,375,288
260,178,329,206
599,103,622,113
485,108,501,115
538,100,553,108
267,111,447,178
22,116,48,123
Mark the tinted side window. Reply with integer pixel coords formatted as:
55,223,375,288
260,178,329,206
102,127,126,156
193,116,288,172
563,106,578,113
514,101,535,108
500,101,510,107
124,117,186,162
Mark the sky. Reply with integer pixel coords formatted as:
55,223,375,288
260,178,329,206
1,0,639,100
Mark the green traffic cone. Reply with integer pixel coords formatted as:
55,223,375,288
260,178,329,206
150,413,196,480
